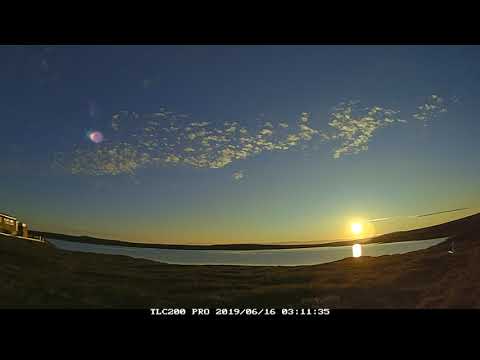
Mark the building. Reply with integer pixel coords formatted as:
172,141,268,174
0,212,29,238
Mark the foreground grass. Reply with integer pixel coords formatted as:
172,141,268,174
1,232,479,308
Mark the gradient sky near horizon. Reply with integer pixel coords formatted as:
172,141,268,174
1,45,480,244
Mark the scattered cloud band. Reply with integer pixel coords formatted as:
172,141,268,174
56,95,452,179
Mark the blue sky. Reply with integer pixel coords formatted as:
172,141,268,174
1,45,479,244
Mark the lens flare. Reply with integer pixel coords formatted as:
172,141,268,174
87,130,104,144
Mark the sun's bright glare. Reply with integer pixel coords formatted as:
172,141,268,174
351,222,363,235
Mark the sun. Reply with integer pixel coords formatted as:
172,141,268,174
351,222,363,235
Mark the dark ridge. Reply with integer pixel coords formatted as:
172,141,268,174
367,212,480,244
30,212,480,251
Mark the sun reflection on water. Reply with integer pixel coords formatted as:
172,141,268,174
352,244,362,258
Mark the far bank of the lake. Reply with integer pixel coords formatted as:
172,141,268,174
32,212,480,251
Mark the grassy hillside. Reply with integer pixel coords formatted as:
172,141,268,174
2,221,480,308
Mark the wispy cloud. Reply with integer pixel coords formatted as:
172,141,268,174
414,207,470,218
367,217,394,223
367,207,471,223
63,109,324,175
328,102,403,158
412,95,448,126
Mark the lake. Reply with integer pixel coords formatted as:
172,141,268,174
47,237,449,266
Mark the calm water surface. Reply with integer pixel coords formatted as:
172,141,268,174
47,237,449,266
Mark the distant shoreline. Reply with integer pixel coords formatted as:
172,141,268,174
30,212,479,251
36,231,361,250
44,235,365,251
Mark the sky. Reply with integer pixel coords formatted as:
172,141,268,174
1,45,480,244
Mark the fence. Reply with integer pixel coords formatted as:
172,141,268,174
0,231,46,243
